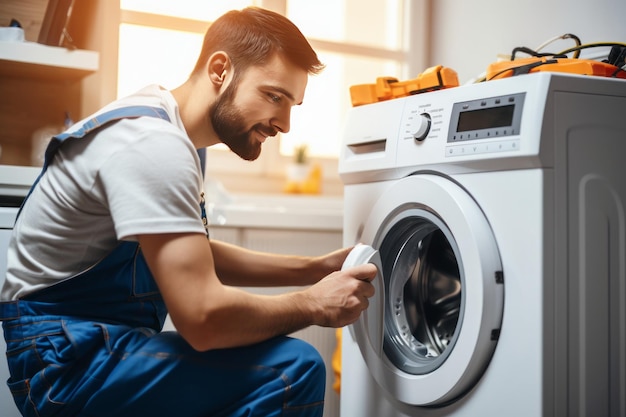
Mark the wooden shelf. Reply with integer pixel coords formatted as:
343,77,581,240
0,0,107,167
0,41,98,81
0,41,100,165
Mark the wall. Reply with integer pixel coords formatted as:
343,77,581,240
429,0,626,84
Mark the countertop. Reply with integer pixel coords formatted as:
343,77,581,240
0,166,344,232
207,193,344,231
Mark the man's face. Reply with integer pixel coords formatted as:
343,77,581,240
209,54,308,161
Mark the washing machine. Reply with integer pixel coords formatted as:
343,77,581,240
338,72,626,417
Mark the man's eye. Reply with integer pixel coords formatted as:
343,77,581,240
268,93,281,103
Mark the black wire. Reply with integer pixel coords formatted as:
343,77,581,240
512,42,626,65
486,59,559,81
556,42,626,60
607,46,626,67
486,67,514,81
562,33,582,45
611,67,626,77
511,33,583,60
511,46,537,60
510,46,562,60
561,33,582,58
483,37,626,83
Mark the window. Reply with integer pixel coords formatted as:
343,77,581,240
117,0,426,188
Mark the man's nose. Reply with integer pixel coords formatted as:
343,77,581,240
271,107,291,134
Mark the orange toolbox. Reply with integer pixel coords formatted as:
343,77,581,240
485,57,626,81
349,65,459,107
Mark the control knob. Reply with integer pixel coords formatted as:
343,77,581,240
410,113,431,141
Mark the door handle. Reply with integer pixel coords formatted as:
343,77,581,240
342,244,385,356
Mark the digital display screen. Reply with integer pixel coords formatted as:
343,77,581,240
456,105,515,132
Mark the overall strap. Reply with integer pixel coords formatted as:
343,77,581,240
2,106,172,322
45,106,170,165
17,106,171,221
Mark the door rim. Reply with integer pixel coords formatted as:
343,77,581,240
349,173,504,406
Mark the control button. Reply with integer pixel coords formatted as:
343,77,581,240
410,113,431,141
446,139,520,157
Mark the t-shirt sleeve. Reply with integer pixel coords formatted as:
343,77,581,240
97,123,206,241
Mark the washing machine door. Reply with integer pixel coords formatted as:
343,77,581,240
343,173,504,407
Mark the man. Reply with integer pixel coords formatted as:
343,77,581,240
0,7,376,417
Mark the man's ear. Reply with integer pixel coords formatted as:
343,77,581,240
207,51,231,86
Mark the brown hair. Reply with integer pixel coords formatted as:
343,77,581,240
193,7,324,76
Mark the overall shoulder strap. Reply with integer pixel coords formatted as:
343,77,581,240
17,106,171,221
45,106,171,165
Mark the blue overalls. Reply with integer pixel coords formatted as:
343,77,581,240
0,107,325,417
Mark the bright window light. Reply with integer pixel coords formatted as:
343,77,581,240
283,52,401,158
120,0,255,21
117,0,408,159
117,25,203,98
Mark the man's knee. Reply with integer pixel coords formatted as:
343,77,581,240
281,338,326,405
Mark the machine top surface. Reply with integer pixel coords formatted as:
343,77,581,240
339,72,626,183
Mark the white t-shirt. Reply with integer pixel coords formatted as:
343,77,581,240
1,85,206,300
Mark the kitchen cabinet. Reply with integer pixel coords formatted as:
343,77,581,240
0,41,98,165
0,0,116,167
211,225,342,256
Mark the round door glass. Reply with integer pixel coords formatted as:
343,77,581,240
379,208,464,375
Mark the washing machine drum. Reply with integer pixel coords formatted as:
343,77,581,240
381,215,462,375
345,174,504,407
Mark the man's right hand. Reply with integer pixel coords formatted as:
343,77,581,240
303,263,378,328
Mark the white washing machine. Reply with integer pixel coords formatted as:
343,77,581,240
339,72,626,417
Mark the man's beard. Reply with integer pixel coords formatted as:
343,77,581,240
210,82,277,161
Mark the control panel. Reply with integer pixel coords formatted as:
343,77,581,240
448,93,525,143
445,93,525,157
398,90,527,162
